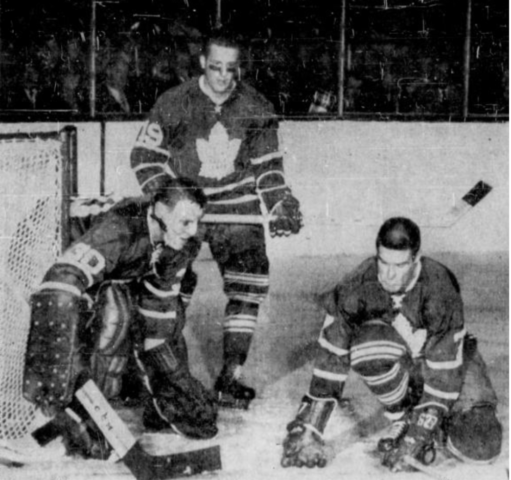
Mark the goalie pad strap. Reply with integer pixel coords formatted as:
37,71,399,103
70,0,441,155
24,289,87,412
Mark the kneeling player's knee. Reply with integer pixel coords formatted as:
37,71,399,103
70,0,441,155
350,321,408,377
446,405,502,463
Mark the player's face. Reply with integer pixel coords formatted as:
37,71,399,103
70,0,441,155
152,199,203,250
200,44,239,96
377,246,417,293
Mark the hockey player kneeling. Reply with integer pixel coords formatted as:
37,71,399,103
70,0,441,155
281,217,502,471
23,178,220,465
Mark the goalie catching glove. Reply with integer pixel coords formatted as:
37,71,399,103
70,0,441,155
139,342,219,439
281,395,336,468
382,407,441,472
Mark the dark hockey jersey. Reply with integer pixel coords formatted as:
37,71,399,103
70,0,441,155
310,256,466,413
130,76,288,216
39,197,201,336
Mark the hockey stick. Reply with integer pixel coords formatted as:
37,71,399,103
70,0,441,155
28,380,221,480
75,379,221,480
403,455,455,480
437,180,492,228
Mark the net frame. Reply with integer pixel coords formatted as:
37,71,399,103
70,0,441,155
0,127,77,441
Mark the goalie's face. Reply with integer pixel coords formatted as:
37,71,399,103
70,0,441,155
377,246,418,293
151,199,204,250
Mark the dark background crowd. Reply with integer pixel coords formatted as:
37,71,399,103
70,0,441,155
0,0,507,117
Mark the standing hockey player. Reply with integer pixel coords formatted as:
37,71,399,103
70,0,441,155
281,217,502,471
130,29,303,409
24,178,219,459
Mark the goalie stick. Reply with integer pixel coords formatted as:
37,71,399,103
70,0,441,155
28,380,221,480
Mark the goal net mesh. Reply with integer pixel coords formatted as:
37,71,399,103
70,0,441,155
0,131,72,440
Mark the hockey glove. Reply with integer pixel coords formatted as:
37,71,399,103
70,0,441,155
139,343,219,439
268,192,303,237
257,171,303,237
281,395,336,468
383,407,442,472
282,423,328,468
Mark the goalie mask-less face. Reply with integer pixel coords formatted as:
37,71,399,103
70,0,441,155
150,199,203,251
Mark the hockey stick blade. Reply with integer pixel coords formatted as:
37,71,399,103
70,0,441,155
124,442,221,480
75,380,221,480
439,180,492,228
403,455,454,480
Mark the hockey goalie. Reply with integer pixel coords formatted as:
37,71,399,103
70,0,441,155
22,178,221,478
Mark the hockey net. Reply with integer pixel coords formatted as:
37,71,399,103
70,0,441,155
0,128,75,442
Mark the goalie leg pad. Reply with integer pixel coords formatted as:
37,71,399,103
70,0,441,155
90,282,134,399
24,289,88,414
94,281,133,354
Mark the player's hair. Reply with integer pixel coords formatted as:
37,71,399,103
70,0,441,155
152,177,207,211
376,217,421,257
202,28,243,58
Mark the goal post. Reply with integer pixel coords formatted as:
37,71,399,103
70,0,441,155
0,127,77,441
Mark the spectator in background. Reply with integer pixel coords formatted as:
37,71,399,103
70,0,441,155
6,62,42,110
248,38,293,114
60,34,88,113
96,51,132,114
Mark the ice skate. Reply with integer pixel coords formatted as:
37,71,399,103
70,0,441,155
214,365,255,410
378,412,410,453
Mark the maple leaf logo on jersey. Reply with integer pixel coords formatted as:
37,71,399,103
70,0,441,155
196,122,241,179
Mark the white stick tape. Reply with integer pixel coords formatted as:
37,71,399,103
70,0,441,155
75,380,137,458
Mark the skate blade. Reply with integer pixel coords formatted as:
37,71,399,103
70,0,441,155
217,394,250,410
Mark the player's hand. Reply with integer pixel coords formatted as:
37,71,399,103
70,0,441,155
382,408,440,472
269,193,303,237
281,423,328,468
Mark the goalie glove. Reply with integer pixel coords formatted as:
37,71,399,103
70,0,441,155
139,342,218,439
382,407,442,472
281,395,336,468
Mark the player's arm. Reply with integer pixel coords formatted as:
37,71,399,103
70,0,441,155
137,241,200,345
282,284,355,468
250,106,303,236
130,98,176,195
